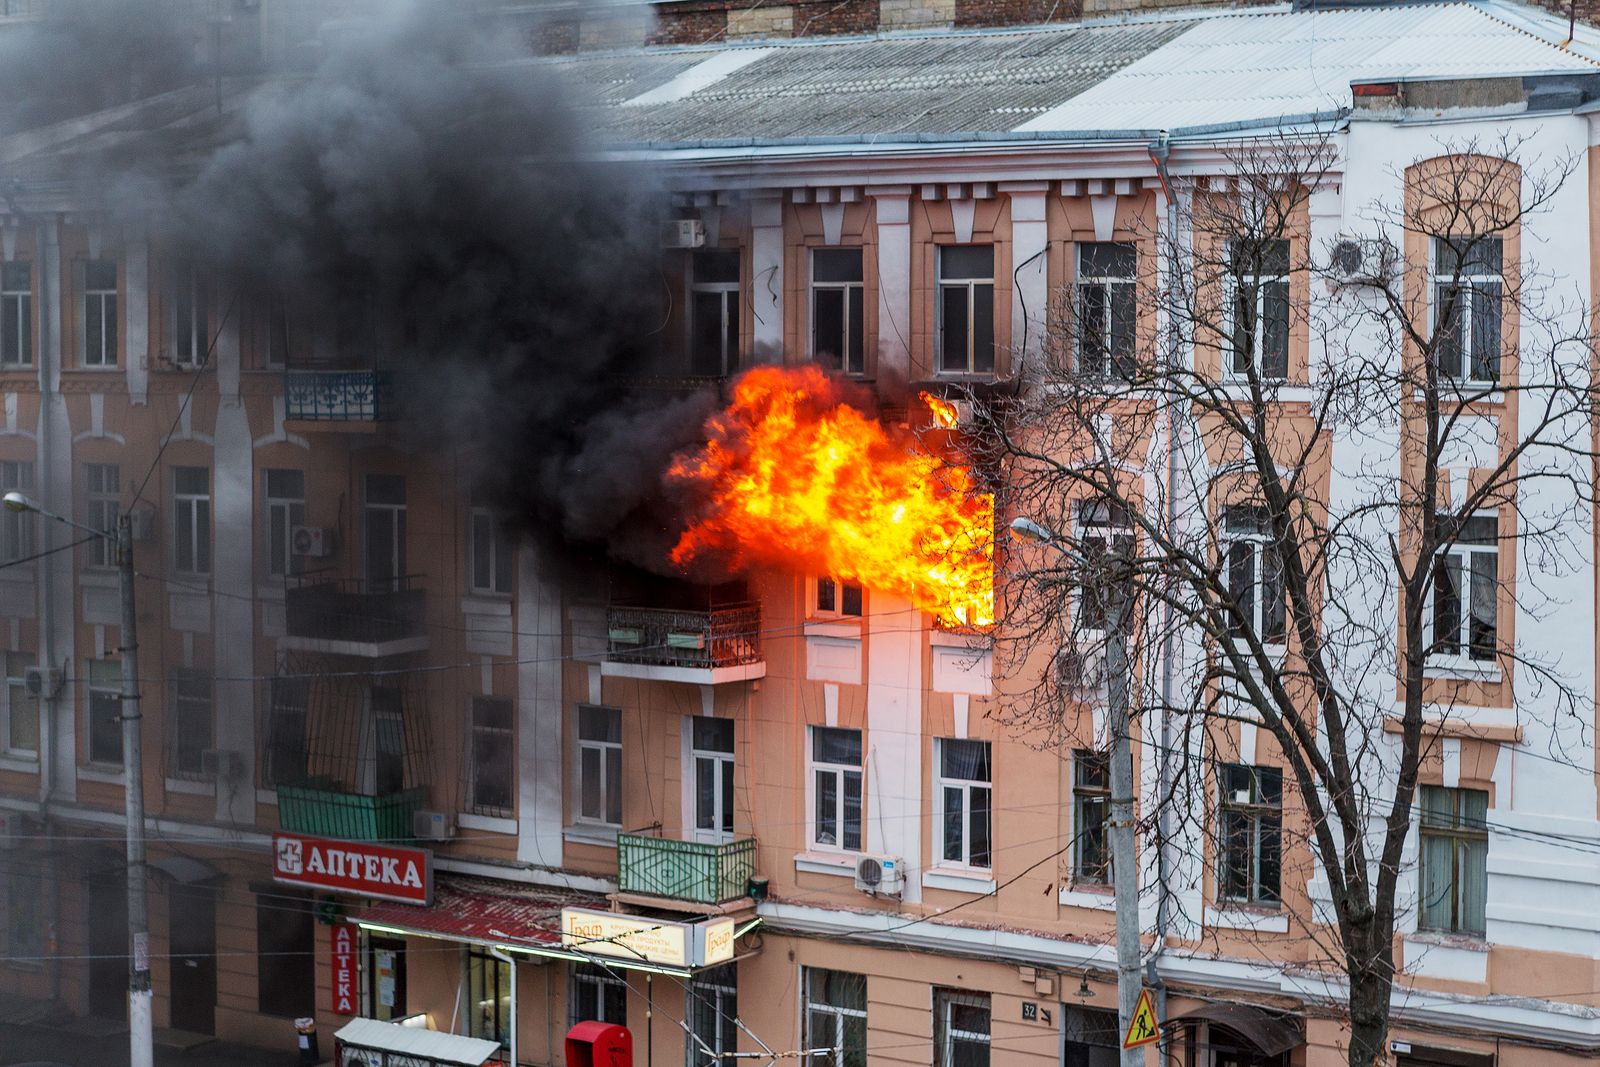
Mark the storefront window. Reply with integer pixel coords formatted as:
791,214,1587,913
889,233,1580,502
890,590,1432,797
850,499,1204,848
466,949,511,1048
368,936,407,1022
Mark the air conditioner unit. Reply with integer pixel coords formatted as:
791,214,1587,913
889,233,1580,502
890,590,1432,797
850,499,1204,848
661,218,706,250
129,504,157,544
1328,236,1398,287
23,666,62,698
291,526,335,557
200,749,245,782
853,853,905,897
413,809,456,842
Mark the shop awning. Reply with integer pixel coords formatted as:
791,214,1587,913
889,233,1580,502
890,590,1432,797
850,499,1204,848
335,1017,502,1066
355,877,588,953
1170,1002,1303,1057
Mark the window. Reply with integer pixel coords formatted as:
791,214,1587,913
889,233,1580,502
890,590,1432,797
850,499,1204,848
1430,514,1498,663
6,864,43,962
256,890,315,1017
937,738,992,869
2,652,34,757
168,669,212,781
690,248,741,377
1221,504,1285,645
813,576,862,619
263,675,308,789
1077,498,1134,633
938,245,995,375
570,962,626,1027
1218,763,1282,905
82,260,117,367
467,696,513,816
1432,236,1502,384
371,686,406,796
84,463,119,569
172,466,211,576
1226,238,1289,380
172,266,209,367
934,989,990,1067
576,704,622,827
1075,243,1136,378
1072,750,1110,884
687,963,738,1067
87,658,122,766
467,949,512,1046
0,461,33,563
1418,785,1488,936
264,469,305,579
1,261,31,368
691,716,734,842
367,937,407,1023
1064,1007,1120,1067
810,726,863,852
364,473,406,593
469,500,514,596
802,968,866,1067
812,248,865,375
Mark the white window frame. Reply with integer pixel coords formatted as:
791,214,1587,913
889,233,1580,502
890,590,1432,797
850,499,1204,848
1417,785,1488,937
808,726,863,853
81,259,118,368
1074,242,1137,379
936,245,995,376
167,668,213,782
84,463,120,570
0,260,31,368
86,657,123,767
689,249,741,377
1224,238,1289,381
801,967,866,1067
1217,762,1283,906
811,575,863,620
467,696,514,817
1425,512,1499,668
1430,235,1503,386
172,466,211,576
263,673,308,789
935,738,993,871
689,716,735,844
810,247,865,376
1071,749,1110,885
0,461,34,563
1220,504,1285,647
468,504,513,597
1,651,35,758
575,703,622,829
934,989,991,1067
171,265,209,367
1076,498,1134,635
264,468,305,579
686,963,738,1067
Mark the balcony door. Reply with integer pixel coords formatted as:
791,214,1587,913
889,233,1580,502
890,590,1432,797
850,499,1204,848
690,717,734,844
363,474,406,593
361,686,406,797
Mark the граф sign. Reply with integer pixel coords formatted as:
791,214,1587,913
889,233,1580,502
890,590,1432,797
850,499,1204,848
272,832,433,905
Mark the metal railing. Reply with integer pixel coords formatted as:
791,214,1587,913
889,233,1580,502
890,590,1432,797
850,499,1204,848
285,574,426,646
276,782,427,843
617,830,757,905
605,603,761,669
284,369,394,421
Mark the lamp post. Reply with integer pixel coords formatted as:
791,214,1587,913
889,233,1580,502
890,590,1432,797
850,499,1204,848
1009,516,1144,1067
4,492,151,1067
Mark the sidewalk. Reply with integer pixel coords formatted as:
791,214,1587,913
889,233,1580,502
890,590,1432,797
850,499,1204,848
0,1020,311,1067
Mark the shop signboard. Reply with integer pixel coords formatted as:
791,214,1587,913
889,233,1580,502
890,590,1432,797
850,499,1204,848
331,924,358,1014
272,832,433,905
560,908,737,969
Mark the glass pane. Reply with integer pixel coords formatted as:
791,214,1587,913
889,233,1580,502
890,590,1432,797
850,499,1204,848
476,696,513,731
1109,281,1136,379
815,770,838,845
693,716,734,753
1418,831,1455,930
91,691,122,764
721,757,734,833
940,286,969,372
1226,543,1255,636
816,576,836,613
847,286,864,373
580,747,601,818
1262,543,1286,642
843,1014,866,1067
195,500,211,573
1434,284,1464,378
605,746,622,824
579,705,621,743
843,771,862,851
1258,815,1281,902
472,513,493,590
1079,242,1135,279
1461,837,1487,934
841,583,863,617
813,726,862,765
494,525,514,592
175,500,193,572
175,466,208,495
1221,810,1249,898
943,787,963,862
1433,554,1462,655
86,298,102,364
1468,550,1497,660
696,758,716,830
1077,282,1107,376
814,248,863,283
1231,285,1255,374
941,739,990,781
1470,281,1501,381
969,786,991,868
695,248,740,285
691,290,724,376
8,684,35,751
940,245,993,281
813,287,845,368
972,284,994,372
1,262,28,289
1262,279,1289,378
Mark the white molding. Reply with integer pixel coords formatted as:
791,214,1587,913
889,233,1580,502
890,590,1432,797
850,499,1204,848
923,867,997,895
1205,905,1290,934
563,823,620,848
459,812,518,835
164,777,216,797
1058,886,1118,911
76,764,125,785
794,851,857,878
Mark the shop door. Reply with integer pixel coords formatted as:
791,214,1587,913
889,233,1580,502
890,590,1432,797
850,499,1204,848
168,883,216,1034
87,876,128,1020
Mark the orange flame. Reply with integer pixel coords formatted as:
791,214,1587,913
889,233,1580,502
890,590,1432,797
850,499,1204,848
922,391,961,429
670,366,994,628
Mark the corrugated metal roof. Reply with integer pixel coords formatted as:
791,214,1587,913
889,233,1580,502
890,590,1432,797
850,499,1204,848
334,1018,503,1066
358,876,591,950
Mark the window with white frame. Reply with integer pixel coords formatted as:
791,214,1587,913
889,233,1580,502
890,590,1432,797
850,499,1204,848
1221,504,1285,645
690,716,734,842
0,461,33,563
172,466,211,576
812,576,862,619
810,726,862,852
1226,238,1289,380
263,674,308,789
934,989,991,1067
1418,785,1488,936
802,967,866,1067
1072,750,1110,884
1218,763,1282,905
1075,242,1136,379
687,962,738,1067
1431,236,1502,385
812,247,865,375
84,463,119,569
1,261,31,368
87,657,122,766
264,469,305,579
569,962,627,1027
937,738,992,869
467,696,513,817
466,949,511,1047
469,498,514,596
82,259,117,367
1429,514,1498,663
937,245,995,375
690,248,740,377
1077,498,1134,633
167,668,212,781
171,266,209,367
2,651,34,757
575,703,621,827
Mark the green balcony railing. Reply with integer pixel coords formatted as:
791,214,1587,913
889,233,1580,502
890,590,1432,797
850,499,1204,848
617,832,757,905
276,783,427,843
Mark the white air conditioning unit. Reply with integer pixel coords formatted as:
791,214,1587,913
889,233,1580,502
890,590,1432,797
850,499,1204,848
1054,643,1108,696
129,504,157,544
853,853,905,897
661,218,706,250
1328,236,1398,288
413,809,456,842
291,526,335,557
23,666,62,698
200,749,245,782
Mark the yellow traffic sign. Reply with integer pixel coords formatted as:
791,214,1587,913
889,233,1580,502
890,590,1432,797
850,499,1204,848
1122,988,1161,1050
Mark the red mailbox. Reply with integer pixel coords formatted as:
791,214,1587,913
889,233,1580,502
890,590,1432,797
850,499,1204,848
565,1021,633,1067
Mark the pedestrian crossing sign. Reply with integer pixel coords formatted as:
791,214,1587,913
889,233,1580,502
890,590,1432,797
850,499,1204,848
1122,988,1162,1050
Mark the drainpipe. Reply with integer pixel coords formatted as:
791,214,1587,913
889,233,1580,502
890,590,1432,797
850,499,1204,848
36,216,57,817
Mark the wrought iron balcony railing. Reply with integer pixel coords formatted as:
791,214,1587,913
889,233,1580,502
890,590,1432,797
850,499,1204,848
285,369,395,421
605,603,761,670
285,574,427,649
276,782,427,843
617,831,757,905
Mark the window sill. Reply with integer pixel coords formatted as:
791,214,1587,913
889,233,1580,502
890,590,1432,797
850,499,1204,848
929,630,987,650
563,824,620,848
804,620,862,640
77,764,125,785
1425,659,1502,682
79,571,118,588
165,777,215,797
0,753,38,773
1205,903,1288,933
1411,387,1504,406
459,812,517,834
1217,381,1313,404
923,867,997,895
794,851,859,878
1408,929,1489,951
461,596,513,615
1058,884,1118,911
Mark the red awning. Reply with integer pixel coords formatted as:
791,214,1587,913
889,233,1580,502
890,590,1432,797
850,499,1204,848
356,877,600,952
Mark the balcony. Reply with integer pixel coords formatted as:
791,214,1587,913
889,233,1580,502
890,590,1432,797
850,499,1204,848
283,575,429,657
276,782,427,843
617,831,757,908
284,369,395,426
602,603,765,685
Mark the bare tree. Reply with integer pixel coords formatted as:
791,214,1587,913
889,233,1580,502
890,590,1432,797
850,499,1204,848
964,132,1597,1067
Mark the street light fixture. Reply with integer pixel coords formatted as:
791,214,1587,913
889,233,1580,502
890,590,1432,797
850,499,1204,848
5,491,152,1067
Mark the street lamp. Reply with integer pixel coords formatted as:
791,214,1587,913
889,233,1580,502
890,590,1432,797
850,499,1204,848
1009,514,1145,1066
3,491,152,1067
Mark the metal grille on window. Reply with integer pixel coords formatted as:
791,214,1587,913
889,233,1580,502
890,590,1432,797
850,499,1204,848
934,989,991,1067
802,967,866,1067
467,696,514,817
687,962,738,1066
570,962,627,1027
167,668,213,781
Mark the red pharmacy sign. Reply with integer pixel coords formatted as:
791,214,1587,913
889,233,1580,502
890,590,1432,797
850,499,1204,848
331,924,357,1015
